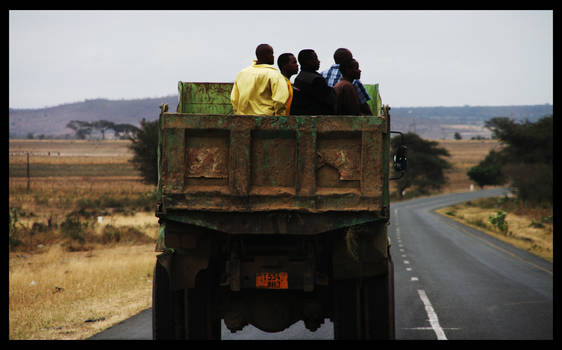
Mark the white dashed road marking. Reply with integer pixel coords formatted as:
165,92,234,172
417,289,447,340
394,207,454,338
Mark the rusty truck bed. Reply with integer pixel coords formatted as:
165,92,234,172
160,113,389,211
156,82,390,234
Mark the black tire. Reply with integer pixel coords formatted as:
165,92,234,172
333,256,395,339
152,260,175,340
152,260,221,339
185,268,221,339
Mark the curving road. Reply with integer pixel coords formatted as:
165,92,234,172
90,188,552,340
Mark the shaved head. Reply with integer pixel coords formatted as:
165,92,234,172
256,43,274,65
333,48,352,64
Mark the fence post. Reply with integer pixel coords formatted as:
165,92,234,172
26,152,30,192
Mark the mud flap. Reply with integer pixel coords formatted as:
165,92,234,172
332,221,389,280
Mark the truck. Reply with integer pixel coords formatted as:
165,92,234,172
152,82,406,339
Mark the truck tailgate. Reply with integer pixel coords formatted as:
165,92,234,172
159,113,389,214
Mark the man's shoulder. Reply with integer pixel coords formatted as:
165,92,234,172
236,64,256,76
238,64,282,79
297,70,326,83
257,65,285,79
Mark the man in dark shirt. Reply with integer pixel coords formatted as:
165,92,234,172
322,48,372,115
290,49,335,115
334,58,362,115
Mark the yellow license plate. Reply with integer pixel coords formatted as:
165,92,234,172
256,272,288,289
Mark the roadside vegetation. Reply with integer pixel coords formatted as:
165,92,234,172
435,195,553,261
466,115,552,202
437,115,553,262
9,140,159,339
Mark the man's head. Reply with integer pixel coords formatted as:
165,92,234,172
339,58,361,81
298,49,320,72
277,53,299,79
333,48,352,64
256,43,274,65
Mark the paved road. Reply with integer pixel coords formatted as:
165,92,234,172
390,188,552,340
90,188,552,340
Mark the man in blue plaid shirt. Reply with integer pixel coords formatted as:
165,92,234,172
321,48,372,115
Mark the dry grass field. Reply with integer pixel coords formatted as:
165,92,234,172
8,138,551,339
431,139,502,193
9,140,159,340
9,243,158,339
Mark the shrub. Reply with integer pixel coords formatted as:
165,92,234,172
469,218,488,229
489,210,508,234
466,150,507,189
503,162,552,204
60,214,87,243
529,221,545,229
102,225,121,243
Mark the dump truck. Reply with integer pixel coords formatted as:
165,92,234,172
152,82,406,339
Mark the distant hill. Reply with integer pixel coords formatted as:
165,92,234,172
9,96,178,139
8,96,552,140
389,104,553,139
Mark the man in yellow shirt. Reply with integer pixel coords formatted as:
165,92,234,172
231,44,289,116
277,53,299,115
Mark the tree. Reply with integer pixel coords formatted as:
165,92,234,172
482,115,552,203
128,118,159,185
91,120,115,140
113,123,139,139
391,132,452,199
467,150,507,188
66,120,93,139
485,116,552,165
454,132,462,140
66,119,138,140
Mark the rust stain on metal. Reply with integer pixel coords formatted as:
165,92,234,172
187,147,227,178
317,149,360,181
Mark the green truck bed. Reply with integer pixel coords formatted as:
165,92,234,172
157,82,390,233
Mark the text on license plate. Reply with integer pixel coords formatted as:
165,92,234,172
256,272,288,289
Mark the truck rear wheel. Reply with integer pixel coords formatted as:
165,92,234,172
333,256,395,339
152,260,221,339
152,260,175,339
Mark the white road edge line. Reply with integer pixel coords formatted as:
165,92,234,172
417,289,447,340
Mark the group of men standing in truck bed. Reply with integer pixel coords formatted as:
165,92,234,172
230,43,372,117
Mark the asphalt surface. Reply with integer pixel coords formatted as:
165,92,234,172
90,188,553,340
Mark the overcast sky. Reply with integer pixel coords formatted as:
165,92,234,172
9,10,553,109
